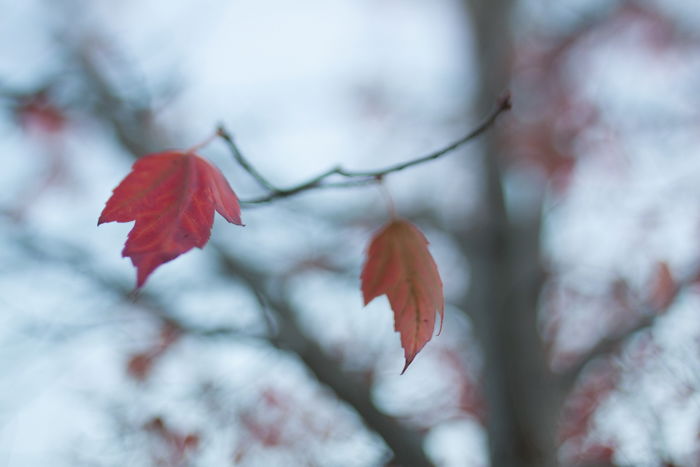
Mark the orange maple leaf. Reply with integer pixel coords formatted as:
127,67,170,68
361,219,444,373
99,151,242,287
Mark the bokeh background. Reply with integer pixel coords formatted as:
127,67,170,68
2,0,700,466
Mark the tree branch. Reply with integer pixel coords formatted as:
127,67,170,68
214,244,434,467
218,92,511,205
561,264,696,387
12,228,433,466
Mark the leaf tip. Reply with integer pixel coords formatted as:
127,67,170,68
360,288,373,307
436,306,445,336
134,262,158,289
400,355,416,375
135,274,147,289
220,211,244,226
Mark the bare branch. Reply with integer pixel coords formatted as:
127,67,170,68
219,92,511,205
562,264,696,386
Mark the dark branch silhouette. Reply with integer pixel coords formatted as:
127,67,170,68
217,92,511,205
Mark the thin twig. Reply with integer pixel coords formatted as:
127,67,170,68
219,92,511,205
216,126,278,192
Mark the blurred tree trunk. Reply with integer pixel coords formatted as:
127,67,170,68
461,1,564,465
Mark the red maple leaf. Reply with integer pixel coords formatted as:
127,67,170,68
99,151,242,287
361,219,444,373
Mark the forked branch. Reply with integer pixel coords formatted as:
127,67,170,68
217,92,511,205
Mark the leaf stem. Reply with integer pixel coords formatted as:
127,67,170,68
377,178,398,220
185,130,220,154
